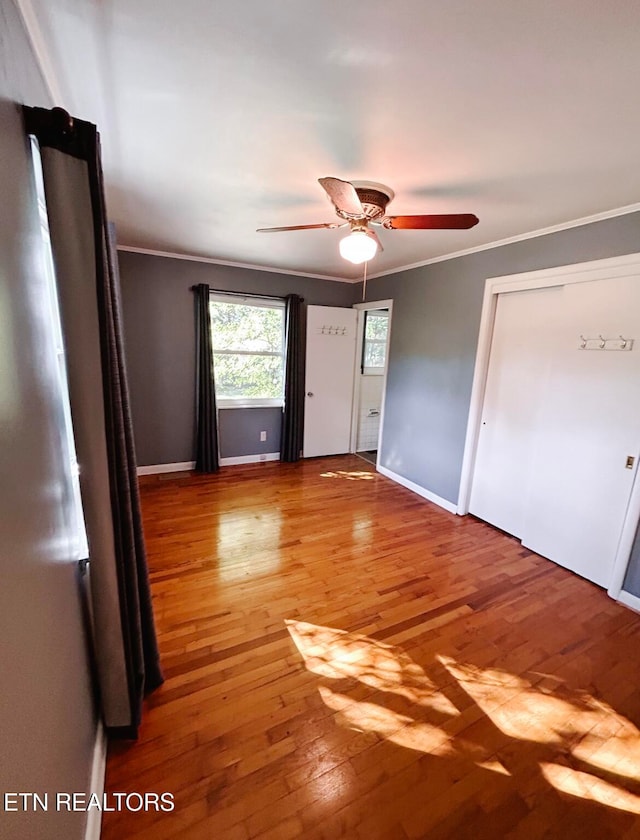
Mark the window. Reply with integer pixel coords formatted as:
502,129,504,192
30,137,89,560
210,295,286,407
362,310,389,374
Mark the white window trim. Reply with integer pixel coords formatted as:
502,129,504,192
217,398,283,409
209,293,285,309
209,292,286,407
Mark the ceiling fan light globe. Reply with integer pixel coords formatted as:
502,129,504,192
339,231,378,264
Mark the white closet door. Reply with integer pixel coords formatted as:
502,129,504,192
521,276,640,587
469,286,563,536
303,305,357,458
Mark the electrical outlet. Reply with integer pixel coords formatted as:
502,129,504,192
260,431,267,442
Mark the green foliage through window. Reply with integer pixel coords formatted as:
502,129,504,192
363,311,389,371
210,299,285,400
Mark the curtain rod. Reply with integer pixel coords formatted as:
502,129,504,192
24,105,74,137
189,286,303,302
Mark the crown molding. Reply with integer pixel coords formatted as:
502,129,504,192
119,202,640,285
116,245,355,284
14,0,66,107
366,202,640,280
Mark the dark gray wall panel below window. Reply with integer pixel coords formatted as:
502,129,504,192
218,407,282,458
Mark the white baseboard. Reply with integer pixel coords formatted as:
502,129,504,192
377,465,458,515
219,452,280,466
84,720,106,840
137,454,281,474
617,590,640,614
137,461,195,476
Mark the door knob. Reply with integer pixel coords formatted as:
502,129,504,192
307,391,314,397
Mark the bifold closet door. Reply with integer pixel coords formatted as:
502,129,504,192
521,276,640,588
469,285,563,537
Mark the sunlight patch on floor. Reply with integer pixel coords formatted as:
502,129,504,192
572,734,640,782
477,759,511,776
438,654,640,773
319,470,375,481
286,619,640,811
540,762,640,814
285,620,458,714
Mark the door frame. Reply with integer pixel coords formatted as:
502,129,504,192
457,252,640,602
349,299,394,468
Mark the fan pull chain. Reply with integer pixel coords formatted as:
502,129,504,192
362,260,368,302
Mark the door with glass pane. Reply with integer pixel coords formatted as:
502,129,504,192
355,308,390,461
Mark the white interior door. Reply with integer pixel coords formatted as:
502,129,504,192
303,305,357,458
469,286,563,536
522,276,640,587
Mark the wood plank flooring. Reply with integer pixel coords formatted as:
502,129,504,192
103,455,640,839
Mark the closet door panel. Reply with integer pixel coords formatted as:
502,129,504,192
469,286,563,537
522,275,640,587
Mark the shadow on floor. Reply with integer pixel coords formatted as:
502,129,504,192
357,450,377,466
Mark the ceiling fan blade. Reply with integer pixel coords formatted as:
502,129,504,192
318,177,364,217
256,222,340,233
383,213,479,230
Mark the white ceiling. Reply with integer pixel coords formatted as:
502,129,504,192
23,0,640,280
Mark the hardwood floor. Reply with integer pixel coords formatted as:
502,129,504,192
103,455,640,839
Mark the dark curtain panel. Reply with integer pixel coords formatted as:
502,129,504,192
194,284,219,472
23,106,162,739
281,294,305,461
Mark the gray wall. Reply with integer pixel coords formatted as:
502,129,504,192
118,250,359,465
624,522,640,597
0,3,97,839
363,212,640,594
218,406,282,457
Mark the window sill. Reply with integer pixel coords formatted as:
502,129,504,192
217,400,284,410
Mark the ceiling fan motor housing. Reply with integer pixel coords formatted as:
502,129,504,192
336,181,395,221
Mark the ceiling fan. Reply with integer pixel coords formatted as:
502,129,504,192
257,176,479,264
